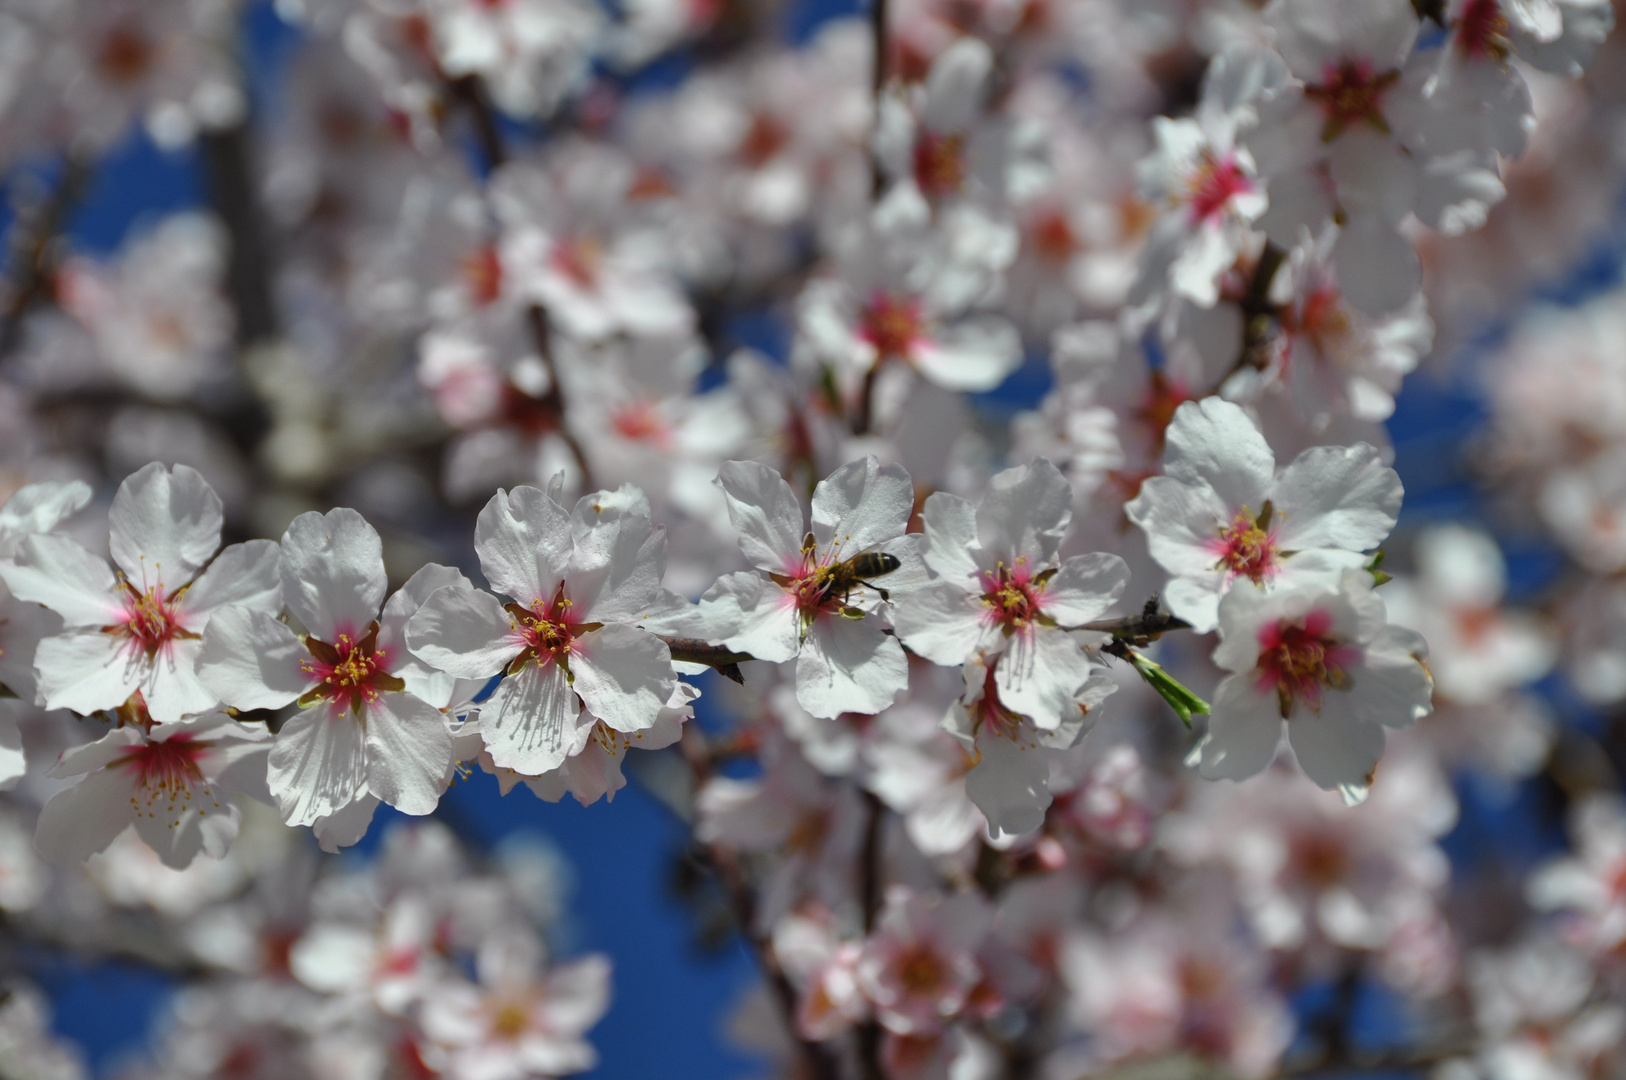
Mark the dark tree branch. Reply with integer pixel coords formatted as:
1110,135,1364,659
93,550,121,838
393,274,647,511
449,75,594,487
0,158,91,362
201,122,279,346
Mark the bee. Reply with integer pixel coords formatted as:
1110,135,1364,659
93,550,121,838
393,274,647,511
812,544,903,606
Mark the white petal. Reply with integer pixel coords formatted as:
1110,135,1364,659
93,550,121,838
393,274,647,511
197,606,312,710
912,317,1023,392
995,626,1097,732
34,631,141,717
699,571,799,664
1271,444,1401,552
796,616,908,720
0,534,119,626
966,726,1051,841
280,509,387,641
131,775,240,869
178,540,281,625
0,479,91,553
137,637,220,725
892,582,989,665
312,795,379,853
405,585,521,681
267,707,368,827
1199,676,1283,781
810,457,914,558
920,492,981,585
380,563,474,707
975,459,1074,569
1126,475,1234,580
1041,553,1130,626
34,769,137,864
109,463,223,586
716,460,805,573
1288,693,1387,793
479,663,585,775
475,485,572,603
922,37,992,133
1163,399,1274,512
1333,217,1422,316
570,624,675,734
564,512,666,623
364,693,454,816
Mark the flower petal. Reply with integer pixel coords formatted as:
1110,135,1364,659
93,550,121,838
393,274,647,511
34,767,137,864
716,460,805,573
198,606,311,711
280,509,387,641
0,534,119,626
1162,399,1274,512
109,463,223,587
33,631,141,717
479,663,586,776
975,459,1074,570
1041,553,1131,626
178,540,282,626
405,584,521,681
1271,443,1402,552
966,722,1051,841
699,571,799,663
810,457,914,559
267,708,368,827
1199,676,1284,782
796,615,908,719
995,626,1096,732
571,623,675,733
892,581,988,665
475,486,572,603
363,692,454,816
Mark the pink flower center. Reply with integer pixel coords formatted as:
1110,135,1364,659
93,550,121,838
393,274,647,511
113,733,208,794
97,23,153,84
301,624,403,715
1254,610,1356,717
1187,152,1253,224
462,245,503,307
860,293,924,363
1208,507,1281,584
913,133,967,197
1305,59,1400,142
738,113,791,168
115,580,192,657
1455,0,1512,59
551,238,602,289
508,587,590,667
979,561,1044,632
611,400,670,445
969,663,1036,744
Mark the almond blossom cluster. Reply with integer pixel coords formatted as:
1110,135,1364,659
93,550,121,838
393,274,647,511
0,0,1621,1077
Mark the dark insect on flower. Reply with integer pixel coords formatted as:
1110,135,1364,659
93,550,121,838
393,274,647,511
811,545,903,607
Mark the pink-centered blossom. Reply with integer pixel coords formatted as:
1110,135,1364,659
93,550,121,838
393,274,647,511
0,463,280,725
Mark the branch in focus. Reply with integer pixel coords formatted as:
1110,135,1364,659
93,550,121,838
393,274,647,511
659,636,753,684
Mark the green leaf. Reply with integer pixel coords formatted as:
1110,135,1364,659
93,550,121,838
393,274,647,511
1124,649,1211,728
1365,550,1392,586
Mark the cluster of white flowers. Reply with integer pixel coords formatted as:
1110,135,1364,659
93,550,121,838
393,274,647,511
0,0,1621,1077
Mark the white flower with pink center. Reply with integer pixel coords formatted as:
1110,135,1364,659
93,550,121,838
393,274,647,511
0,463,280,725
1133,46,1274,309
856,887,993,1037
419,937,611,1080
698,457,919,720
33,707,269,869
943,652,1117,842
1528,794,1626,955
1202,571,1434,801
1126,399,1402,633
0,478,92,708
892,458,1128,732
404,485,678,778
197,510,459,828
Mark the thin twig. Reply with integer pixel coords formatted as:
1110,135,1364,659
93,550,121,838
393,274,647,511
450,74,594,486
857,790,887,1080
0,158,91,362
